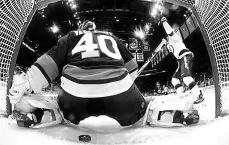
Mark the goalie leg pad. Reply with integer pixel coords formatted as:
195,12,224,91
13,94,63,128
143,94,195,127
149,94,194,113
14,95,37,113
12,110,38,127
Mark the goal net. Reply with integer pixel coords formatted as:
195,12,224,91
194,0,229,115
0,0,34,116
0,0,229,118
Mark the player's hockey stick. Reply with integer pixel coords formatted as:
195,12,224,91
138,70,167,78
136,38,167,78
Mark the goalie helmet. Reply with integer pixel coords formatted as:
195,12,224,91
79,20,96,31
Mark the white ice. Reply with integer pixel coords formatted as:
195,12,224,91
1,87,229,145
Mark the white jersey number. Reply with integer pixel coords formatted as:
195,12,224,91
72,33,122,60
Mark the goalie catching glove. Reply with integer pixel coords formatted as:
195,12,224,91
9,73,32,104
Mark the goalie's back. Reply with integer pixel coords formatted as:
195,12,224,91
61,30,136,97
34,29,138,98
62,30,130,79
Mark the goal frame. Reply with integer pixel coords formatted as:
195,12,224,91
1,0,223,118
1,0,60,116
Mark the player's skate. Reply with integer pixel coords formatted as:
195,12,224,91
180,89,205,106
194,90,204,104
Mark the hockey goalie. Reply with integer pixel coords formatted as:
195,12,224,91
8,20,147,128
8,20,199,128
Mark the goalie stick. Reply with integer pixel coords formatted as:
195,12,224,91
136,38,167,79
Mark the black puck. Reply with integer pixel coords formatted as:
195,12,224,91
79,135,91,142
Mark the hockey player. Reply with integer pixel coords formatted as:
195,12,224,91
8,20,147,128
161,17,204,104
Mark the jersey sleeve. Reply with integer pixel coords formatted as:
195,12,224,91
28,33,70,93
114,36,138,74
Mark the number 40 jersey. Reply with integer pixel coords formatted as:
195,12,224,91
28,30,138,98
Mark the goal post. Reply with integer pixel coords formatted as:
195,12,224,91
0,0,34,116
0,0,229,119
0,0,59,116
194,0,229,116
191,8,221,118
156,0,228,118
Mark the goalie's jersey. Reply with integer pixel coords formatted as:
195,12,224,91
167,33,193,59
30,30,138,98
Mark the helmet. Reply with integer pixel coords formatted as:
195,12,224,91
78,20,96,31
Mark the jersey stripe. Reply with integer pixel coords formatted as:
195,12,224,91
63,70,128,84
33,63,51,83
125,58,138,73
29,30,137,96
61,74,133,98
35,54,59,82
27,65,49,93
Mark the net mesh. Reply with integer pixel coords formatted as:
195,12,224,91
195,0,229,114
0,0,34,115
0,0,229,116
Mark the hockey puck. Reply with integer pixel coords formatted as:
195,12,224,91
79,135,91,142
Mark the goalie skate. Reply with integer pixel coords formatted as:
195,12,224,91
11,110,38,127
9,108,63,128
9,92,63,128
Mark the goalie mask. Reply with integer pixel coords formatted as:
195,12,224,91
79,20,96,31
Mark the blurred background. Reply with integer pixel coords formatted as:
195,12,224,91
15,0,213,95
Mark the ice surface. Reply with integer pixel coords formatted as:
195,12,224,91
1,88,229,145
